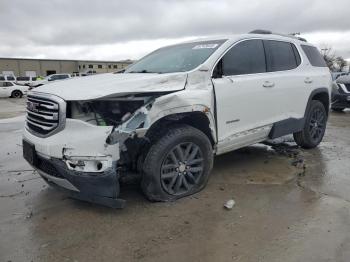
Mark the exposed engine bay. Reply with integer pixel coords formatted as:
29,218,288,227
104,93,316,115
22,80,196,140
66,96,152,126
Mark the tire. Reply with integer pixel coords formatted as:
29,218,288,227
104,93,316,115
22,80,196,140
141,124,213,202
11,90,22,98
293,100,327,149
332,108,345,112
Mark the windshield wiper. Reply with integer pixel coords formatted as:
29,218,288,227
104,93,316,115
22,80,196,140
128,70,162,74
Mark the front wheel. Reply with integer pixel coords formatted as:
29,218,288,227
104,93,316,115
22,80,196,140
11,90,23,98
141,125,213,202
294,100,327,149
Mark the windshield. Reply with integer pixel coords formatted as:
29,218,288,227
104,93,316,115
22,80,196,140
125,40,226,74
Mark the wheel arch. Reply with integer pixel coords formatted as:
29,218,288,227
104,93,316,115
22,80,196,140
145,110,216,147
305,88,330,116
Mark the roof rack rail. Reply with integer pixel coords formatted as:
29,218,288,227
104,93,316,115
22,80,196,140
249,29,272,34
249,29,307,42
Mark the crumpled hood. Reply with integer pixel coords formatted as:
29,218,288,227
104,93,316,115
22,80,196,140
33,72,187,100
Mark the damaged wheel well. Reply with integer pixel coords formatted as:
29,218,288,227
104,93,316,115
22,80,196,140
145,112,215,146
117,112,215,175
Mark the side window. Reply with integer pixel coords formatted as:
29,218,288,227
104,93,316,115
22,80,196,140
0,76,5,81
4,82,13,87
221,39,266,76
264,40,299,71
7,76,15,81
301,45,327,67
291,44,301,66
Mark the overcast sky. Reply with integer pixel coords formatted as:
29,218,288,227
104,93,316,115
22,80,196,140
1,0,350,61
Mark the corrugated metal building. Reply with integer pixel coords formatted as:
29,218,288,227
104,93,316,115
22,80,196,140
0,57,133,77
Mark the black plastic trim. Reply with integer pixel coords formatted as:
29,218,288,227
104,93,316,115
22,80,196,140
39,158,125,208
268,117,305,139
304,88,330,116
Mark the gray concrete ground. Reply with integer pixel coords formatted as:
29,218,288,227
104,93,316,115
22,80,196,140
0,97,350,262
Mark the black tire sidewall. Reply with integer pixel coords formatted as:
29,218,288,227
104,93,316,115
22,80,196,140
142,125,213,201
304,101,327,147
11,90,22,98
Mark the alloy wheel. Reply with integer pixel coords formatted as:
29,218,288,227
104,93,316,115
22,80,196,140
309,107,326,142
160,142,204,195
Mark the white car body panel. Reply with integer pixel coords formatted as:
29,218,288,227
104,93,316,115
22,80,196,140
23,119,119,172
0,82,29,97
34,72,188,100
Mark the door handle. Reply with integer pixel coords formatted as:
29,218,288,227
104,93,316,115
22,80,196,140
304,77,313,84
263,81,275,88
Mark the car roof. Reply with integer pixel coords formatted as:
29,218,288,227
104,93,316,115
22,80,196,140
182,33,309,45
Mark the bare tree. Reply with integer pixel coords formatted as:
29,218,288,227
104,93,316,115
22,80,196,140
320,45,347,71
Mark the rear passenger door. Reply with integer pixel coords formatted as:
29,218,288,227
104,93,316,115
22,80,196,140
262,40,307,119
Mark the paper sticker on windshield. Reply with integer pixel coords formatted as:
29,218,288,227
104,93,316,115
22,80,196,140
192,44,219,49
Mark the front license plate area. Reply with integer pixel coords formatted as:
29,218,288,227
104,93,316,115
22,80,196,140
23,140,37,165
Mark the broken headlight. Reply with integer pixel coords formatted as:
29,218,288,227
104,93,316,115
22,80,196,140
66,97,148,126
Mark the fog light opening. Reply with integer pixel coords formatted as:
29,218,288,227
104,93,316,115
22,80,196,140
96,161,103,171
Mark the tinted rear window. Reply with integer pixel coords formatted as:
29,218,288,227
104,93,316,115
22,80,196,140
6,76,15,80
222,39,266,75
264,40,300,71
301,45,327,67
17,77,30,81
0,76,4,81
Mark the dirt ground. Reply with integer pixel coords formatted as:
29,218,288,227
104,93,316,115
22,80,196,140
0,97,350,262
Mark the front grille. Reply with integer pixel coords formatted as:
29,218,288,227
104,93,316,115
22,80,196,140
35,156,64,178
26,94,66,137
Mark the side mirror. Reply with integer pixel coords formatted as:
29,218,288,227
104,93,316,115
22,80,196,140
48,78,53,81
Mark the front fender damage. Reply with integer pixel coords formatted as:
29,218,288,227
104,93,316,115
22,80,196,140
105,89,216,179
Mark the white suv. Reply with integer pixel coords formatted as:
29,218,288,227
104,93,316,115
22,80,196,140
30,73,71,87
23,31,332,208
0,81,29,98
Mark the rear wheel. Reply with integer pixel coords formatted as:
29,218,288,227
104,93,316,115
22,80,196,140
11,90,22,98
294,100,327,149
141,125,213,201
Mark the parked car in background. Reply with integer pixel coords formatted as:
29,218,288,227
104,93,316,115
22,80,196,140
23,31,332,208
30,73,71,87
0,81,29,98
331,74,350,111
71,73,87,77
331,72,349,81
16,76,37,86
0,75,16,82
84,70,97,75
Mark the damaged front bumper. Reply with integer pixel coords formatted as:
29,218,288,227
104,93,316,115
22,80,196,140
35,156,125,208
23,119,125,208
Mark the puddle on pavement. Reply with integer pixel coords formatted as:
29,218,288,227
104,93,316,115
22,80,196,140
212,140,303,185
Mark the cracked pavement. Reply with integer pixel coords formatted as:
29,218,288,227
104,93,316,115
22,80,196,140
0,98,350,262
